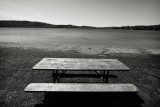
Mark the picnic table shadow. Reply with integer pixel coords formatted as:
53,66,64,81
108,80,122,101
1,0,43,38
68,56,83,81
58,73,118,78
34,92,144,107
55,73,118,83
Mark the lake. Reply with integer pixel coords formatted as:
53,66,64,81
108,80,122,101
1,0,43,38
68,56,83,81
0,28,160,54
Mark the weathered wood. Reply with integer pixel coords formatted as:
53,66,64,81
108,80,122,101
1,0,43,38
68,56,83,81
24,83,138,92
33,58,130,71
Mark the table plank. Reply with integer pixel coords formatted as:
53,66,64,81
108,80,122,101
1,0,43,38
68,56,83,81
25,83,138,92
33,58,130,71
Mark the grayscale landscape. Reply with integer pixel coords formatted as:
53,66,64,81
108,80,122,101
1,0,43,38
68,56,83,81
0,0,160,107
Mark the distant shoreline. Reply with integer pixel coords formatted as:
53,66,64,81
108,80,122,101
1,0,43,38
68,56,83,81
0,20,160,30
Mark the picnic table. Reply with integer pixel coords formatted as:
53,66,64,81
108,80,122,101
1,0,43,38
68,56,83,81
32,58,130,83
25,58,138,93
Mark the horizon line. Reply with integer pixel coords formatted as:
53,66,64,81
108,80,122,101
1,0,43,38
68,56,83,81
0,19,160,28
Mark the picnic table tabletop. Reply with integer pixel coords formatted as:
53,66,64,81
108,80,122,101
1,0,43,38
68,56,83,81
33,58,130,71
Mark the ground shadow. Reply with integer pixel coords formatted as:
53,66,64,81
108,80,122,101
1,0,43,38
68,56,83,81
59,73,118,79
34,92,144,107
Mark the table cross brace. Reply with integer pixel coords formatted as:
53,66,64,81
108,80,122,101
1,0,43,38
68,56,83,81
52,70,109,83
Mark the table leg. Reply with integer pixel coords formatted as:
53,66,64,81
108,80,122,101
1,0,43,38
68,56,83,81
102,70,109,83
106,71,110,83
95,71,107,83
56,70,60,83
52,70,56,83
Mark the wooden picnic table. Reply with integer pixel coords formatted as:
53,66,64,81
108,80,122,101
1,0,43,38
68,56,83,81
25,58,139,93
33,58,130,83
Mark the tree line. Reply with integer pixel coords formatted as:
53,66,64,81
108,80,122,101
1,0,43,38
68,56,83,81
0,20,160,30
0,20,55,28
109,25,160,30
0,20,95,28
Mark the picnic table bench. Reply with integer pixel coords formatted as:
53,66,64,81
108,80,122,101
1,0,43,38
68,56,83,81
25,58,138,93
25,83,138,92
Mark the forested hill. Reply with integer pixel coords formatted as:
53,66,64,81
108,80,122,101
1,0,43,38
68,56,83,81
0,20,95,28
0,20,160,30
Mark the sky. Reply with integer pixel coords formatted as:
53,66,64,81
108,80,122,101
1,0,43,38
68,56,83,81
0,0,160,27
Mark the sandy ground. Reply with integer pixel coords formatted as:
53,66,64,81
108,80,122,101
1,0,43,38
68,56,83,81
0,42,160,55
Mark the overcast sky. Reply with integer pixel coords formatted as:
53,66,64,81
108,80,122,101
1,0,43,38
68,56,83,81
0,0,160,27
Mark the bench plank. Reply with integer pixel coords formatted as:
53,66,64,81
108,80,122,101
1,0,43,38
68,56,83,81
33,58,130,71
25,83,138,92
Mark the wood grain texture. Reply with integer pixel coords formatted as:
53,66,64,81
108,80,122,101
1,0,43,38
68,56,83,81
24,83,138,92
33,58,130,71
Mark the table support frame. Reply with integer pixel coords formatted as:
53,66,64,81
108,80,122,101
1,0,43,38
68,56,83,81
52,70,110,83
